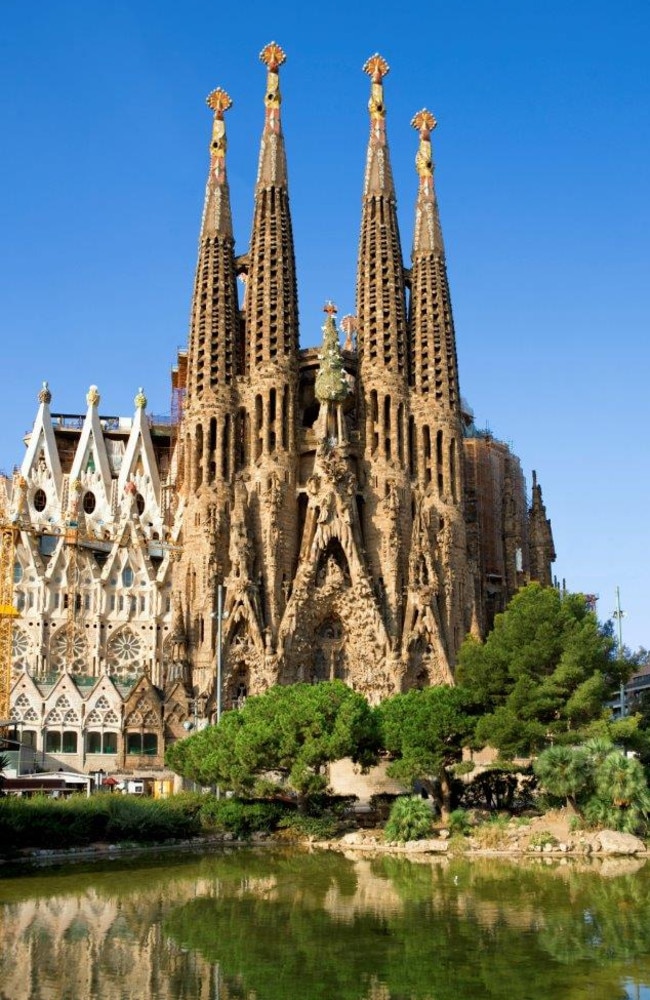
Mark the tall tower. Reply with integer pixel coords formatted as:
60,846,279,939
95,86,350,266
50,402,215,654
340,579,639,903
232,42,300,643
528,470,556,586
402,109,473,679
175,87,239,694
356,55,412,650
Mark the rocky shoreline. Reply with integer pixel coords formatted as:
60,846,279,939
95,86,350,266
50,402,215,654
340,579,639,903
3,821,647,871
321,826,648,858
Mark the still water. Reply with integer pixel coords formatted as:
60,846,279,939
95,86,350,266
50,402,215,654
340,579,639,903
0,847,649,1000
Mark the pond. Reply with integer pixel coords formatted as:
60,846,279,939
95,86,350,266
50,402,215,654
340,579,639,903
0,847,649,1000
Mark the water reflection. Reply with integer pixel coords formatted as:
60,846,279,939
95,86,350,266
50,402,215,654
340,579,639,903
0,850,648,999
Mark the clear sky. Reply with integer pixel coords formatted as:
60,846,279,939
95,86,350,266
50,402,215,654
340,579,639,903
1,1,648,650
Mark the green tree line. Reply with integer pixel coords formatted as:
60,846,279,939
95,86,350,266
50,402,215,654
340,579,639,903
166,584,650,829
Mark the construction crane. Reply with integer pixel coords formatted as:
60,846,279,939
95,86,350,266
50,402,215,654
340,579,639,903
0,477,25,726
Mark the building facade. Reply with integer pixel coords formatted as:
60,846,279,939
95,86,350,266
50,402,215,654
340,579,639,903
1,46,555,775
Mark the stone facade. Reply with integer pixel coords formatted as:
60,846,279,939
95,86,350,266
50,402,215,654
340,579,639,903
170,47,555,713
2,46,555,771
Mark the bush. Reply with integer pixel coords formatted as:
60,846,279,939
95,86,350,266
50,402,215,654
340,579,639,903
0,794,202,855
279,813,342,840
529,830,558,849
472,813,510,849
199,797,292,838
448,808,472,836
384,796,433,843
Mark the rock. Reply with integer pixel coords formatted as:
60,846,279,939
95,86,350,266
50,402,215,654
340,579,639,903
340,831,366,846
595,830,647,855
558,843,568,853
403,839,448,854
543,843,554,853
438,829,450,840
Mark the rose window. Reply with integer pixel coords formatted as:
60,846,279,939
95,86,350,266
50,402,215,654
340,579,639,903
50,627,88,674
12,628,29,661
107,628,143,680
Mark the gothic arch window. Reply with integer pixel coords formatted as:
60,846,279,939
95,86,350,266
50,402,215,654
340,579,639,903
135,493,146,515
82,491,96,514
12,692,39,725
45,695,80,729
106,627,143,681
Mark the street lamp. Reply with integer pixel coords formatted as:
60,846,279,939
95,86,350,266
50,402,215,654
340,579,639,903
213,584,227,724
212,583,226,802
612,586,627,718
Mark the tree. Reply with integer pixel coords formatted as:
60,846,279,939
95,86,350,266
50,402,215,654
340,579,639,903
585,750,650,833
534,741,650,834
378,685,476,821
166,681,380,804
456,583,625,757
533,745,592,812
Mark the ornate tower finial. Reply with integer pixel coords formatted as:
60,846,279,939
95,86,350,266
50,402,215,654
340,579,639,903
260,41,286,134
38,381,52,405
134,387,147,410
363,53,390,85
363,54,390,145
206,87,233,119
86,385,100,408
323,300,338,316
412,109,437,184
206,88,232,188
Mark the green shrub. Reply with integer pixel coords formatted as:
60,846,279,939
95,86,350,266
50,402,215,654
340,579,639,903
199,797,291,838
384,796,433,843
448,808,472,836
529,830,558,849
472,813,510,849
0,794,202,854
279,813,341,840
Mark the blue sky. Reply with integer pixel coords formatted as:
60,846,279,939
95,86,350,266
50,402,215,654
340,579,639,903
1,1,648,650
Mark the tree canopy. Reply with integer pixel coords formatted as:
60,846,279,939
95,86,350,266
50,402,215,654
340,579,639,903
165,680,380,801
378,685,476,819
456,583,626,757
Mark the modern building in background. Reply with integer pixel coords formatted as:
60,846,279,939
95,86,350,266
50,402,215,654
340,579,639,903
0,46,554,781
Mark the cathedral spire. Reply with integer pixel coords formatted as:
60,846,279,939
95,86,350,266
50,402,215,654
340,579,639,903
201,88,234,239
529,471,556,586
186,87,238,405
409,110,459,410
356,54,407,379
245,41,298,370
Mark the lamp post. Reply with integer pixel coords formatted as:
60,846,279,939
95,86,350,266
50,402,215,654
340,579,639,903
216,583,224,725
613,586,626,718
213,583,226,801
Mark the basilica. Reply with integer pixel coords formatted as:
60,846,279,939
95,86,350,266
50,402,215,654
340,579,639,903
1,45,555,781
